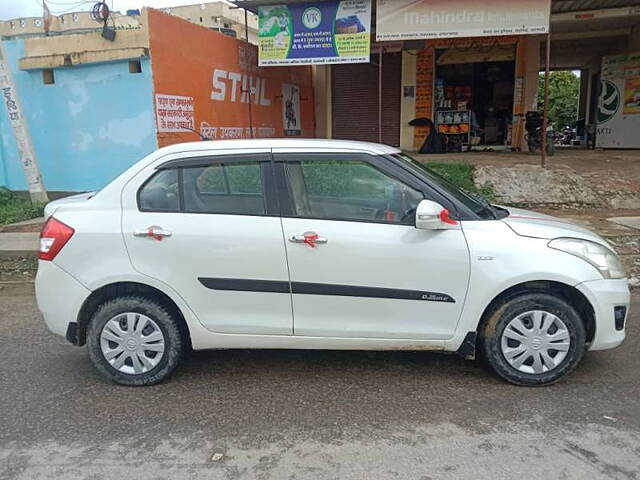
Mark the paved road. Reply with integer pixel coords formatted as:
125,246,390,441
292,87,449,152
1,290,639,480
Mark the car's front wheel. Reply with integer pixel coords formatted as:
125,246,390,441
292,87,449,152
479,293,586,386
86,296,184,386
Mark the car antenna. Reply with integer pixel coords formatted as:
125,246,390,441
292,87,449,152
180,126,210,141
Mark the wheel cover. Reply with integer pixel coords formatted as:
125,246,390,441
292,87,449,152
500,310,571,375
100,312,166,375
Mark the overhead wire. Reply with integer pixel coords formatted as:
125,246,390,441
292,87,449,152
36,0,94,15
39,0,92,6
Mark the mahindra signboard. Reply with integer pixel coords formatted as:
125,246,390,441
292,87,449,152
375,0,551,41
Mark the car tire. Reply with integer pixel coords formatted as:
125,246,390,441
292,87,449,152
86,296,183,386
479,292,586,386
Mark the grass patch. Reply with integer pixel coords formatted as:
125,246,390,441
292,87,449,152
427,162,495,200
0,188,44,227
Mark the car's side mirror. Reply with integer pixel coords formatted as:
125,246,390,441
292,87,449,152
415,199,459,230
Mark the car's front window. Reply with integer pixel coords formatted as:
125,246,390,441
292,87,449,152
390,153,503,220
283,155,424,225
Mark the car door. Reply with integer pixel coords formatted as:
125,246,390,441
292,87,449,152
275,149,471,340
121,150,293,335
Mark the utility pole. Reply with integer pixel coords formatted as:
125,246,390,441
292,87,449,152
541,34,551,168
378,46,384,144
540,1,553,168
0,41,48,203
244,8,254,138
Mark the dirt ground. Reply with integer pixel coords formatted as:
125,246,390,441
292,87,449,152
537,208,640,286
415,146,640,175
415,147,640,211
0,256,37,283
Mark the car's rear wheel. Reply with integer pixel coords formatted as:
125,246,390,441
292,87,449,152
479,293,586,386
86,296,183,386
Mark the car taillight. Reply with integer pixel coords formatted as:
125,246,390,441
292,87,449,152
39,217,75,261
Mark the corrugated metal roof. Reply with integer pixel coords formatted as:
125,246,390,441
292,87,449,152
552,0,640,13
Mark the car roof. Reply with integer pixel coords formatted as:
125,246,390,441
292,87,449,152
153,138,402,156
93,139,403,203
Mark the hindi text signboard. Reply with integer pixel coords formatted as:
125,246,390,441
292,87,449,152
258,1,372,66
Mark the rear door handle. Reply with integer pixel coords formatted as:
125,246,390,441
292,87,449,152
134,226,172,241
289,232,328,248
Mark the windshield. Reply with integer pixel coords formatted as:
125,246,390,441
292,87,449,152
390,153,503,220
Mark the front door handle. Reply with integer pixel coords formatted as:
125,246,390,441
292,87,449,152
289,232,328,248
134,226,172,241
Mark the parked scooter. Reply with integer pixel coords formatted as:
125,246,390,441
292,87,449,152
524,111,555,156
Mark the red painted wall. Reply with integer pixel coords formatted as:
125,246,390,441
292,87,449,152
147,9,315,147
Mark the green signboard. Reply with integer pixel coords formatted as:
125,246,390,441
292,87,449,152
258,1,372,66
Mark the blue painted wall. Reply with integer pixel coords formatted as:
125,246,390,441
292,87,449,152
0,39,157,192
0,143,6,188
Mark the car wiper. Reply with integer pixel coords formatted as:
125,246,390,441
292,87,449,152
492,205,510,219
466,192,498,220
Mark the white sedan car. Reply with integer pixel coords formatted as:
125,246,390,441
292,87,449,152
36,139,629,386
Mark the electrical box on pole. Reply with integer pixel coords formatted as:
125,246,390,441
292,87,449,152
0,41,48,203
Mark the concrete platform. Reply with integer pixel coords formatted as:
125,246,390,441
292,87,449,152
0,232,39,258
415,148,640,209
609,217,640,230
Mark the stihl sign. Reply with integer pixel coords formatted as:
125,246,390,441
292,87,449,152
211,69,272,106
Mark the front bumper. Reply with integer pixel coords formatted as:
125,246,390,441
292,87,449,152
576,278,630,351
35,261,91,339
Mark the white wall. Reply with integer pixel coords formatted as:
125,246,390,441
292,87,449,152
400,51,417,151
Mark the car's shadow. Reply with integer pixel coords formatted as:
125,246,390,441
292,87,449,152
180,347,488,382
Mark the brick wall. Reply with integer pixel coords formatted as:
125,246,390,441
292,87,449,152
413,48,434,150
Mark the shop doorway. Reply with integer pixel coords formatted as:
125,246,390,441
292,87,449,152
434,45,516,151
537,70,581,148
331,52,402,147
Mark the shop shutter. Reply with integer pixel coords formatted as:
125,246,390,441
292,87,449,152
331,52,401,147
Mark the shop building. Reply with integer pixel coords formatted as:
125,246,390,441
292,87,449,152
550,2,640,149
238,0,545,153
237,0,640,152
153,2,259,43
312,35,540,152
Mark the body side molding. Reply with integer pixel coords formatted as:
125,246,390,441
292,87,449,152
198,278,455,303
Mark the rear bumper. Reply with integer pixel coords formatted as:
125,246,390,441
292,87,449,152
576,278,630,351
35,260,91,340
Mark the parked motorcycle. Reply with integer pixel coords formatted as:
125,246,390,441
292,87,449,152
524,111,555,156
559,126,576,146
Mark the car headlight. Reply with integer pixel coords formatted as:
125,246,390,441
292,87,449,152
548,238,626,279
